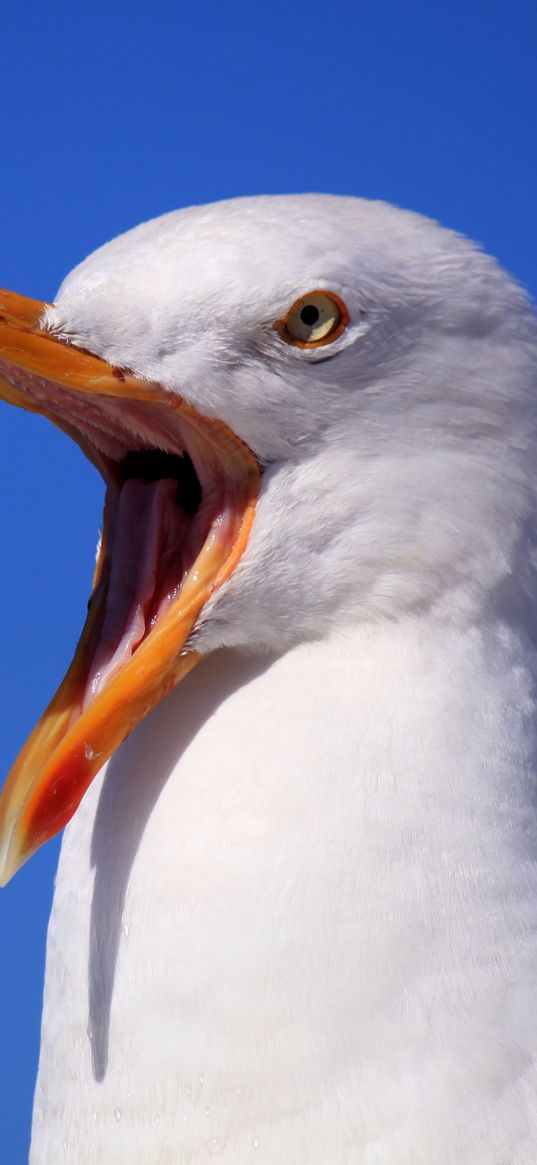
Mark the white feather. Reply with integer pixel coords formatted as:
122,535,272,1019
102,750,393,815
31,194,537,1163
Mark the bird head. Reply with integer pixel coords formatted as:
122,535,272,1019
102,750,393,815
0,194,535,882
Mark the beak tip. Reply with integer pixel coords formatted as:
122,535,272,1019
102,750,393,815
0,843,18,888
0,809,32,886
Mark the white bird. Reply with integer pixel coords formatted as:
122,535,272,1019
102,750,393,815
1,194,537,1164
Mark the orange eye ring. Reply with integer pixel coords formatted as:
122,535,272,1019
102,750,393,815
275,289,350,349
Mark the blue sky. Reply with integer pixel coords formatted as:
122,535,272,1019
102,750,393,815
0,0,536,1158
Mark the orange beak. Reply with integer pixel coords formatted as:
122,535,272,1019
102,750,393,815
0,289,259,885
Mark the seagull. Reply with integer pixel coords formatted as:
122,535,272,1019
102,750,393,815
1,194,537,1164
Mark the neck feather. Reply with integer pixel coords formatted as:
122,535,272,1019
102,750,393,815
34,614,537,1161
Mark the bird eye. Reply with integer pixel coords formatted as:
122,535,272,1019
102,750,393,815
277,290,349,348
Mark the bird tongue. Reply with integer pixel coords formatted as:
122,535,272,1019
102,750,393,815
83,477,191,709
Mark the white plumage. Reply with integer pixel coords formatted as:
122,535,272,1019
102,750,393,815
22,195,537,1162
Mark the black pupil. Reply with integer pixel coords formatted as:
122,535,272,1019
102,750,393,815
300,303,320,327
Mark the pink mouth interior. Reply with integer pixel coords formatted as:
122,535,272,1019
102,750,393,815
0,360,225,711
84,468,209,707
78,439,225,713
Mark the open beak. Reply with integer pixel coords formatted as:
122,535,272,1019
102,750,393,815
0,289,259,885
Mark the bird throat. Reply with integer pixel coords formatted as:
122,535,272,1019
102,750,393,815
81,458,207,711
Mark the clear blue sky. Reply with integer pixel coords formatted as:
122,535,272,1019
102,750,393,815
0,1,535,1158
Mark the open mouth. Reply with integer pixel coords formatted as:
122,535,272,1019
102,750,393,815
84,446,203,706
0,290,259,884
